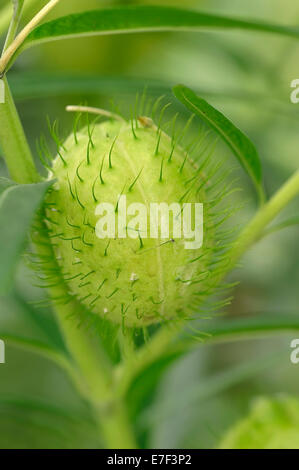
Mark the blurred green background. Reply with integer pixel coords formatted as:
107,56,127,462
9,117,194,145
1,0,299,449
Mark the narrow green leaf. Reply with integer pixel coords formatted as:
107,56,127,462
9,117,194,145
262,217,299,238
0,180,53,294
0,0,39,36
0,290,66,351
4,5,298,72
21,5,299,53
0,396,93,426
192,314,299,344
12,0,25,9
2,1,25,53
0,332,64,359
123,313,298,403
0,396,99,448
173,84,265,202
0,397,94,448
0,291,75,374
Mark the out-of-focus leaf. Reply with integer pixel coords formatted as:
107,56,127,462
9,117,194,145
21,6,299,52
0,180,53,294
0,177,16,196
0,396,98,449
5,5,299,72
0,291,64,349
262,217,299,238
12,0,24,9
0,0,38,36
12,289,66,351
123,314,299,407
145,350,284,429
2,1,25,53
0,331,73,373
173,84,265,202
126,350,182,420
0,396,90,425
0,333,59,357
9,73,296,116
10,74,172,100
219,396,299,449
0,288,76,373
77,304,120,363
194,314,299,343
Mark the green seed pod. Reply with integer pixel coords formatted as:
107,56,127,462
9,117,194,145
45,114,221,328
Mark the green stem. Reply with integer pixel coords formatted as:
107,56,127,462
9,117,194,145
51,298,112,402
118,322,182,397
119,169,299,394
52,294,138,448
0,0,61,75
226,168,299,268
2,58,299,448
0,77,39,183
94,402,138,449
0,74,137,449
118,328,135,362
35,225,138,448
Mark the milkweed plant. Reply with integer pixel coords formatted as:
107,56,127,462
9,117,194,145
0,0,299,449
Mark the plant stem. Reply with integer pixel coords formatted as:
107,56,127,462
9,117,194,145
0,74,137,449
51,293,138,448
0,77,39,183
118,321,182,396
50,298,112,402
226,168,299,268
0,0,61,75
94,402,138,449
2,41,299,446
34,224,138,448
66,105,126,122
119,169,299,393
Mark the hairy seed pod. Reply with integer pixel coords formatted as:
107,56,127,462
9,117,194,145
45,115,219,327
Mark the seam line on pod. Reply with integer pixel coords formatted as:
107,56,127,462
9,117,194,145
118,137,165,319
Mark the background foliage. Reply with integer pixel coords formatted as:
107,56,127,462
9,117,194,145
0,0,299,449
